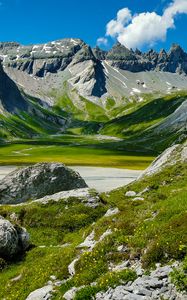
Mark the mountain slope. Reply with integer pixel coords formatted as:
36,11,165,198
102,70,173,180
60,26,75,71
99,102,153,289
1,40,187,105
0,38,187,154
0,143,186,299
0,61,67,140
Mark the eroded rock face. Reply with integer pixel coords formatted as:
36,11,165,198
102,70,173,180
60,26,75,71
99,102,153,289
0,163,88,204
140,142,187,178
0,216,29,258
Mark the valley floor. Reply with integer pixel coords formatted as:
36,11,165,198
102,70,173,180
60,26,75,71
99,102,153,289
0,142,154,169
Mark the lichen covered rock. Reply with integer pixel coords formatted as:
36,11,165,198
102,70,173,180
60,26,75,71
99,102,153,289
0,163,88,204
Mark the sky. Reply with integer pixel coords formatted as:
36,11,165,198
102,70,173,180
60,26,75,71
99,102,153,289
0,0,187,52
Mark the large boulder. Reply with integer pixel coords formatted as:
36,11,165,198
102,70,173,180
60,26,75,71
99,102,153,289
0,216,29,258
0,163,88,204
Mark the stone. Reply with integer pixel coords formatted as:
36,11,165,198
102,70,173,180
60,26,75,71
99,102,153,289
10,274,22,282
132,197,144,201
0,216,30,258
95,263,187,300
63,286,85,300
133,287,152,296
0,163,88,204
125,191,137,197
140,145,179,177
68,257,80,276
117,245,123,252
99,229,112,242
33,188,100,208
49,275,56,281
26,285,53,300
0,217,18,257
104,207,119,217
112,260,130,272
77,230,95,249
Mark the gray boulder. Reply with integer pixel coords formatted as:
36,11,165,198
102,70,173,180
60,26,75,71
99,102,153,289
0,163,88,204
26,285,53,300
0,216,29,258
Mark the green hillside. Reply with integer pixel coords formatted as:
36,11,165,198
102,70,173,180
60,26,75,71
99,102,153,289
0,149,186,299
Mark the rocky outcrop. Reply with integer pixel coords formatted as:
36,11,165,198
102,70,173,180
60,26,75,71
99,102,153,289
0,38,187,109
0,216,29,258
1,39,84,77
30,188,100,208
96,264,187,300
25,285,53,300
0,163,88,204
1,39,187,80
106,42,187,74
0,61,29,113
141,141,187,177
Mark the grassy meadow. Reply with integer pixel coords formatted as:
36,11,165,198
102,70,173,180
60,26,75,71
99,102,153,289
0,133,154,169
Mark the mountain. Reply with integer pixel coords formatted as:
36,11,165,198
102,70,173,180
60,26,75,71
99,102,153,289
1,39,187,104
0,38,187,152
0,58,67,140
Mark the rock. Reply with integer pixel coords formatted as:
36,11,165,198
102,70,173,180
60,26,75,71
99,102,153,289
0,61,29,113
0,217,18,257
125,191,137,197
0,216,29,258
151,265,172,279
99,229,112,242
49,275,56,281
140,144,180,177
77,228,112,252
111,260,130,272
63,286,85,300
77,230,95,249
10,274,22,282
95,263,187,300
68,257,80,276
0,163,88,204
32,188,100,208
104,207,119,217
26,285,53,300
132,197,144,201
117,245,123,252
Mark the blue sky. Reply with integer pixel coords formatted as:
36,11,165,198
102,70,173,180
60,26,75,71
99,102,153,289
0,0,186,51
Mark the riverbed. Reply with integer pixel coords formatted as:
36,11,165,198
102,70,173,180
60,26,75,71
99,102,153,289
0,166,142,192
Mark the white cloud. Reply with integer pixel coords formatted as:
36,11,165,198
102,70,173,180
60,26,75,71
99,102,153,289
106,8,132,37
103,0,187,49
97,37,108,46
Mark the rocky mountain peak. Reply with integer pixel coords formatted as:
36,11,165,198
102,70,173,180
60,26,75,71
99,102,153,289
168,43,187,61
107,42,136,61
0,41,20,50
92,46,107,60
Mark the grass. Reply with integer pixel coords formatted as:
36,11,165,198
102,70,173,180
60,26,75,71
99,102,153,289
0,141,154,169
100,92,187,138
0,90,187,298
0,197,107,300
0,159,186,299
1,91,187,157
